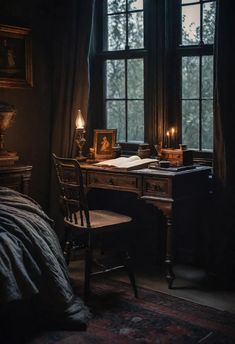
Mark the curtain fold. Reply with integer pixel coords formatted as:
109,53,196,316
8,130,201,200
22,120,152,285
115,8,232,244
214,0,235,191
209,0,235,283
51,0,95,158
49,0,95,237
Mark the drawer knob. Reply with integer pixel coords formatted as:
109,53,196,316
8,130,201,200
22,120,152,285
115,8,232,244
109,178,114,185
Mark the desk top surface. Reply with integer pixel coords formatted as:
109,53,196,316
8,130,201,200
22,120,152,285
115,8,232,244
81,162,212,177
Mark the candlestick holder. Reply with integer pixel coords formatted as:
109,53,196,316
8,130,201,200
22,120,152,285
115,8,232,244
75,128,87,161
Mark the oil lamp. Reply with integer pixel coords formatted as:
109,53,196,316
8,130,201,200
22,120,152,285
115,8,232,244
75,109,87,161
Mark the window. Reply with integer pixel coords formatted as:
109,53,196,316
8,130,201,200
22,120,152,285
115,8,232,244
96,0,216,154
103,0,145,143
179,0,216,151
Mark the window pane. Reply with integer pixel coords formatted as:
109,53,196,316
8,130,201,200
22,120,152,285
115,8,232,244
128,59,144,99
202,56,213,99
108,14,126,50
182,100,199,149
182,56,199,99
128,100,144,142
182,0,199,4
202,100,213,150
203,2,216,44
106,100,125,141
128,0,143,10
128,12,144,49
182,4,200,45
106,60,125,98
107,0,126,13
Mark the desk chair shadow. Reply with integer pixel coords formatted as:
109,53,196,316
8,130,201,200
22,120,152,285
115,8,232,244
52,154,138,303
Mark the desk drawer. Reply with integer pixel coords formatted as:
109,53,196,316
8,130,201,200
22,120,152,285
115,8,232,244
87,171,140,193
143,177,170,197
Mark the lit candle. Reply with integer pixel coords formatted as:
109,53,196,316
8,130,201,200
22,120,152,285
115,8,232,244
166,131,170,148
75,109,85,129
171,127,175,149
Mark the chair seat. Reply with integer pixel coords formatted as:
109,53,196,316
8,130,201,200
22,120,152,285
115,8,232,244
64,209,132,229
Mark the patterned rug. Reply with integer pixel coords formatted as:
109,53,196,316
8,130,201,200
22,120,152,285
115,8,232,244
28,277,235,344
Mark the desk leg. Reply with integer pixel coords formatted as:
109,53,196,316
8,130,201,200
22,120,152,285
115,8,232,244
165,216,175,289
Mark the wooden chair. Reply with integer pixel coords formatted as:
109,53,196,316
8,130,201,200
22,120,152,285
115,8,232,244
52,153,138,303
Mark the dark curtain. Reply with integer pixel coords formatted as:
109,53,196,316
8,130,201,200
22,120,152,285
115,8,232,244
208,0,235,284
49,0,95,238
214,0,235,191
51,0,95,158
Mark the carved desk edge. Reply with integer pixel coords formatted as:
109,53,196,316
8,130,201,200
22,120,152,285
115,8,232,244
81,164,212,194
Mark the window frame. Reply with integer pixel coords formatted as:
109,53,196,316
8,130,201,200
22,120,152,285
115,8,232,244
102,0,147,152
95,0,163,154
92,0,215,162
168,0,215,164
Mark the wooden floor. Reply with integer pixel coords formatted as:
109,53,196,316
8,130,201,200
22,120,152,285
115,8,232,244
69,259,235,314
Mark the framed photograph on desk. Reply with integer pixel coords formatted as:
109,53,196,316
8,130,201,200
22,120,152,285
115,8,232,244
93,129,117,160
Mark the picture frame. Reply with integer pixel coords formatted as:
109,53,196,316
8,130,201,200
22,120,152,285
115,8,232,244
0,24,33,88
93,129,117,160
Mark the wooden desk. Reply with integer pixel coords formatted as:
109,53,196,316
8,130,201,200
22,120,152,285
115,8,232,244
81,163,212,288
0,164,32,195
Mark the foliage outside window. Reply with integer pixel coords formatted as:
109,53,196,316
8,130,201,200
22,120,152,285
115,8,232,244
180,0,216,151
100,0,216,153
104,0,145,143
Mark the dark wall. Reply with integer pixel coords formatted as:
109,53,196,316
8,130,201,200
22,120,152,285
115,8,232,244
0,0,53,210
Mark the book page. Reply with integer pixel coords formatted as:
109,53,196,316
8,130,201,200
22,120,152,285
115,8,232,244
95,155,140,168
119,157,156,169
94,155,157,170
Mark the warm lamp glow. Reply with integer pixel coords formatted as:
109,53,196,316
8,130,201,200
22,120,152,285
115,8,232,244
74,109,86,161
75,109,85,129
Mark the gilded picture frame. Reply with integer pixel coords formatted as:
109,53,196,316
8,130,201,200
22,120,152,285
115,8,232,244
0,24,33,88
93,129,117,160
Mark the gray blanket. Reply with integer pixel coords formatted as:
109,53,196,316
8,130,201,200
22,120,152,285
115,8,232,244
0,187,89,325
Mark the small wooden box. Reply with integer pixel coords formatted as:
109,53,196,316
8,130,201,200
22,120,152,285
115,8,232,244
160,149,193,167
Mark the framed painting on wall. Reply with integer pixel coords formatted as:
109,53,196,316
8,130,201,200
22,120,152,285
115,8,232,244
93,129,117,160
0,24,33,88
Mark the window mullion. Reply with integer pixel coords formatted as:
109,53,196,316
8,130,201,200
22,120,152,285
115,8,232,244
199,55,202,151
126,0,128,50
199,0,203,150
125,59,128,142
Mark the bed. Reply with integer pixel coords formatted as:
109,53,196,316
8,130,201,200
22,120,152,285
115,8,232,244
0,186,90,339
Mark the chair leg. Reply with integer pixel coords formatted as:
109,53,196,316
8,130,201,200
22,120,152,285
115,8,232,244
84,247,92,304
124,251,138,298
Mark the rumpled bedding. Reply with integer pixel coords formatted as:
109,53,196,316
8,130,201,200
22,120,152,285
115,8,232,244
0,187,89,325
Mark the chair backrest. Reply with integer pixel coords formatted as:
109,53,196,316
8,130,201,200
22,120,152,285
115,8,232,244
52,153,91,227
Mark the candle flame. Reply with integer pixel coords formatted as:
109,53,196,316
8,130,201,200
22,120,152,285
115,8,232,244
171,127,175,135
75,109,85,129
166,131,170,136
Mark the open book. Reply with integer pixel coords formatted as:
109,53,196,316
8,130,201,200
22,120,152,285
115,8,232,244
94,155,158,171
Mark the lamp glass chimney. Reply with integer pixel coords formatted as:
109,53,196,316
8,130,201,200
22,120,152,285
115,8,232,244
75,109,85,129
